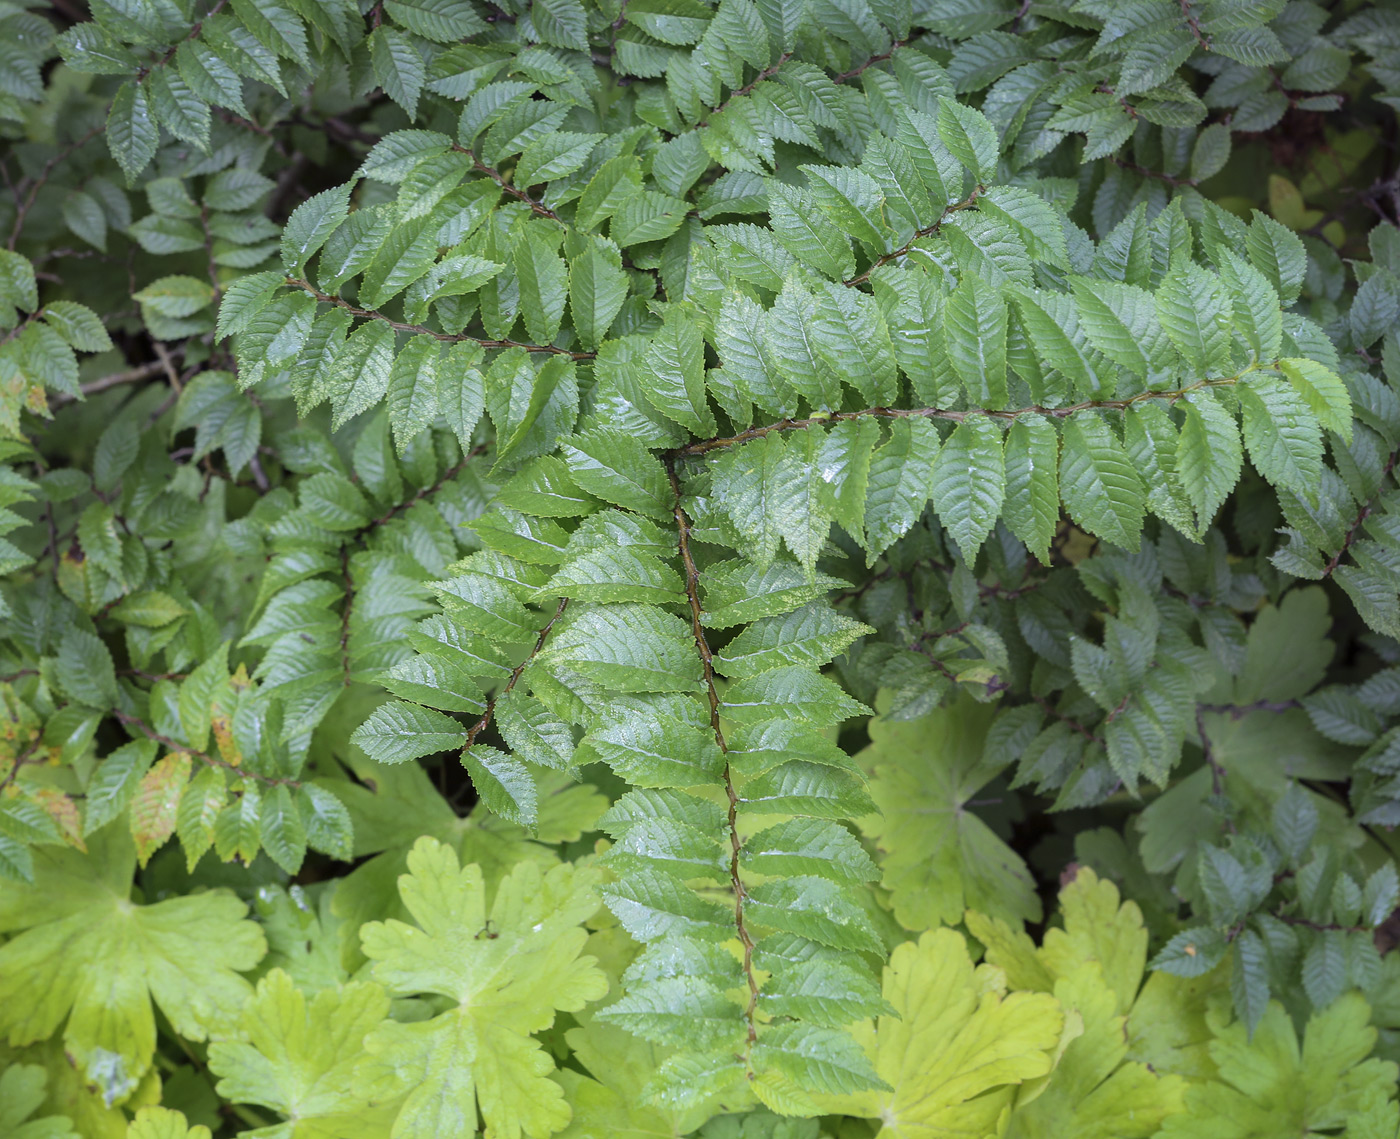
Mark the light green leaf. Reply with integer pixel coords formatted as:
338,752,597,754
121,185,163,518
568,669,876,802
359,840,606,1139
1002,413,1059,563
0,828,265,1104
350,701,468,764
1058,414,1145,549
859,694,1039,929
930,416,1005,561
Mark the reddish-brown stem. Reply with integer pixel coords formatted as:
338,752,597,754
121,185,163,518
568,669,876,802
702,52,794,123
368,445,488,530
462,597,570,750
1179,0,1211,51
666,456,761,1055
844,186,985,287
339,546,355,687
450,144,561,220
114,709,298,786
1110,156,1199,188
285,278,595,359
834,37,911,83
1323,448,1400,576
7,123,105,251
0,738,42,795
670,371,1259,458
1033,693,1102,746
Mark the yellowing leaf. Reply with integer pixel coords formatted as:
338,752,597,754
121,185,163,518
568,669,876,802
1037,868,1148,1018
970,867,1190,1136
126,1105,212,1139
1001,966,1185,1139
815,928,1063,1136
1159,994,1399,1137
358,837,609,1139
208,969,401,1137
858,694,1040,930
129,753,191,868
0,827,265,1105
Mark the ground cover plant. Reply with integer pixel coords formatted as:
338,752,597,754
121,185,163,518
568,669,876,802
1,0,1400,1135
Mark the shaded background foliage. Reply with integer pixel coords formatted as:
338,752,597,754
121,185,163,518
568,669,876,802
1,0,1400,1136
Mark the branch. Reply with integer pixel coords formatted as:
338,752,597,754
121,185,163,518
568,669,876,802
671,371,1259,458
1274,912,1368,933
1199,698,1301,718
462,597,570,749
1196,706,1227,799
1323,447,1400,577
339,546,355,687
7,123,105,251
1179,0,1211,51
451,144,561,221
702,52,794,122
1110,155,1199,188
1033,693,1101,746
665,456,761,1057
834,36,913,83
367,444,488,529
50,353,185,409
141,0,228,77
844,185,985,287
285,278,595,359
114,710,298,787
0,738,43,795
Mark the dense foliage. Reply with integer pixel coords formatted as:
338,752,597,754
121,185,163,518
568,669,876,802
1,0,1400,1135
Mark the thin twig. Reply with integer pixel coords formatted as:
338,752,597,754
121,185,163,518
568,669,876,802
1196,707,1226,798
248,455,270,492
1179,0,1211,51
285,278,595,359
1033,693,1102,746
462,597,570,749
152,341,183,394
7,123,105,251
50,357,177,408
1323,448,1400,576
199,203,222,300
339,546,355,687
666,455,761,1057
451,144,561,220
1110,155,1199,188
114,709,298,786
0,738,42,795
141,0,228,76
844,186,985,287
1274,912,1367,933
670,368,1264,458
367,444,488,529
1199,698,1301,718
703,52,793,122
834,37,912,83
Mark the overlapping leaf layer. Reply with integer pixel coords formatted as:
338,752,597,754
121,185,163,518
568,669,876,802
1,0,1400,1136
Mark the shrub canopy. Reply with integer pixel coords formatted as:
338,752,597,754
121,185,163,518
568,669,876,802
2,0,1400,1136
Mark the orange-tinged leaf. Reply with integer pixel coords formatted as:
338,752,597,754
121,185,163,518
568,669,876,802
130,752,192,867
32,787,86,851
211,714,242,767
176,765,227,871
